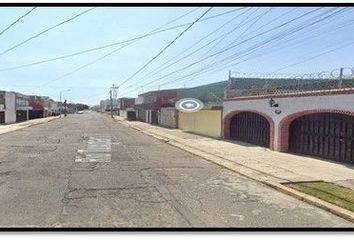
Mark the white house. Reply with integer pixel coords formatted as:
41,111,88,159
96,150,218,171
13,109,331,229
0,91,31,124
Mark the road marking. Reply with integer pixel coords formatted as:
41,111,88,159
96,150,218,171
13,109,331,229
75,136,111,163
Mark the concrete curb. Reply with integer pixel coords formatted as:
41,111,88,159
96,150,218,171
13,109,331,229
130,126,169,142
0,117,59,136
116,119,354,223
264,181,354,223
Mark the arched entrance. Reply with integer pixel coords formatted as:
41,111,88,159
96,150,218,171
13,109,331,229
288,112,354,163
229,112,271,148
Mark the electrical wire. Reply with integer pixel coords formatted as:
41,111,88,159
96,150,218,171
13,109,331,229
120,7,324,94
0,7,243,72
275,40,354,72
38,7,201,88
0,7,36,37
117,7,213,88
132,8,252,83
122,8,267,91
0,7,96,56
164,7,346,87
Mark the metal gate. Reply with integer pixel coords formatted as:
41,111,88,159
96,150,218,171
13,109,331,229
16,110,27,122
230,112,270,147
0,111,4,124
29,110,43,120
137,109,146,122
289,113,354,164
151,111,158,125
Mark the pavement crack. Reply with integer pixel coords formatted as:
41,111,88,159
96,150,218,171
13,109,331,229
141,169,205,227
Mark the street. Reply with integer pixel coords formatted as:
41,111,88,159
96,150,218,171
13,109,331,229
0,112,352,228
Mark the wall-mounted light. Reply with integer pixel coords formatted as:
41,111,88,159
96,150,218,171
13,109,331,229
269,98,279,108
269,98,281,114
275,109,282,114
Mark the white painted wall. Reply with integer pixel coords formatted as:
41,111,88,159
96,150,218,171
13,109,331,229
146,110,151,123
223,93,354,147
4,92,16,123
120,110,128,119
158,107,178,128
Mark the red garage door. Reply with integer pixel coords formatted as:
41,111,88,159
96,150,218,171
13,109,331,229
230,112,270,148
289,113,354,164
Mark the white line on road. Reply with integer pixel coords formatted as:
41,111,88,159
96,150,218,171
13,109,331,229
75,136,111,163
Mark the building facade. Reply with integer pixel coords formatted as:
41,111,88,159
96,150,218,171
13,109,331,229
135,89,177,124
118,97,135,119
100,99,118,113
174,81,227,137
223,82,354,165
0,91,30,124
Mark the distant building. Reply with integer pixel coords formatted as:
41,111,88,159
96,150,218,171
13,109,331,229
118,97,135,111
118,98,135,119
134,89,177,124
99,98,118,112
29,95,45,119
132,81,228,133
174,81,227,137
15,92,31,122
0,90,30,124
91,105,100,112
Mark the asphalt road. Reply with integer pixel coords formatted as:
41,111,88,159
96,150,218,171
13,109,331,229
0,112,353,228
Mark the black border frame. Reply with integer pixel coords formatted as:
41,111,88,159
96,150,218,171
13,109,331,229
0,1,354,232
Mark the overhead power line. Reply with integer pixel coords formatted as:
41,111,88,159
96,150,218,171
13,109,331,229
202,7,348,76
209,10,354,76
122,8,324,93
275,40,354,72
120,7,351,95
190,8,341,78
38,7,201,88
176,8,349,88
176,8,272,88
117,8,352,98
0,7,37,37
125,8,268,91
0,7,96,56
174,8,351,88
152,8,293,88
0,7,243,73
132,8,252,83
134,9,257,85
117,7,213,88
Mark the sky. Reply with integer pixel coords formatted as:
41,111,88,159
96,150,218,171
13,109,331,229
1,6,354,105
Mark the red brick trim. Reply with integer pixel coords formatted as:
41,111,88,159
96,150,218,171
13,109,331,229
224,88,354,102
223,110,275,150
277,109,354,152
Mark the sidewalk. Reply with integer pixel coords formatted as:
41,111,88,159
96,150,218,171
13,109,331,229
113,116,354,189
0,116,59,135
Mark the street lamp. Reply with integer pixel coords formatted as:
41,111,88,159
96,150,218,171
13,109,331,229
59,89,70,118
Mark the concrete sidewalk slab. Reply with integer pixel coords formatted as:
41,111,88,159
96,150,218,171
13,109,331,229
112,115,354,223
0,116,59,135
113,116,354,186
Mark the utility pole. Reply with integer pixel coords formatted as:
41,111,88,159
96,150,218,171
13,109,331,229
110,84,119,118
59,89,70,118
338,67,344,88
225,70,232,98
63,99,67,117
59,92,62,118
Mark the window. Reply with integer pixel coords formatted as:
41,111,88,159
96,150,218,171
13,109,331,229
0,94,4,105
